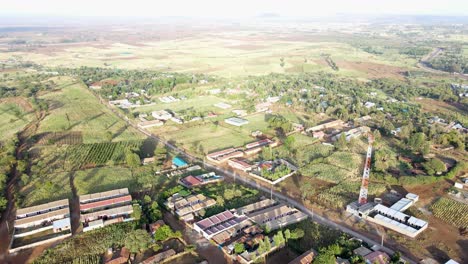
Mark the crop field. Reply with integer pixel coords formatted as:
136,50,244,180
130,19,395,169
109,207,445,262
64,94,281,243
0,101,34,140
430,197,468,228
300,152,362,184
301,163,358,183
64,140,143,170
3,31,417,78
317,181,387,209
37,77,142,143
36,131,83,145
325,152,363,172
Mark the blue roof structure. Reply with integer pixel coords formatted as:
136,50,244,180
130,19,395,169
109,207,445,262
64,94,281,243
53,217,71,229
173,156,188,167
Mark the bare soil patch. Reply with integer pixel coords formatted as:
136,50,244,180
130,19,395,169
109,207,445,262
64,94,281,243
336,60,406,79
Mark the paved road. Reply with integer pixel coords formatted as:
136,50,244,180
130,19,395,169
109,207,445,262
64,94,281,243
417,48,468,80
100,95,417,264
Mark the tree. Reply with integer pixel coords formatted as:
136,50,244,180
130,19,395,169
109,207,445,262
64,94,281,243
234,243,245,254
423,158,446,175
284,135,296,151
124,229,152,253
374,148,396,172
215,195,225,207
264,237,271,251
391,251,401,264
154,225,175,241
284,229,291,241
105,131,113,142
336,133,347,150
143,195,152,204
408,132,426,152
289,228,304,239
126,151,141,168
148,201,162,222
132,204,142,221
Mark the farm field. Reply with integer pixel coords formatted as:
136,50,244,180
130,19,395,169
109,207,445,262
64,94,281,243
430,197,468,228
1,32,418,79
0,100,34,140
64,140,143,170
37,77,142,143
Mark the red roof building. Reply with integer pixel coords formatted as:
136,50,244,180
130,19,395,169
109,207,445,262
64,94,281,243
364,251,390,264
80,195,132,212
180,175,203,187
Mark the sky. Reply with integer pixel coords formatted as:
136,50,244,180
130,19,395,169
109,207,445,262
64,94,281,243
0,0,467,18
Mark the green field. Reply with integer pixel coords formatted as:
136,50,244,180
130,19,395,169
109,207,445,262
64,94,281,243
20,169,72,207
0,101,34,140
164,122,252,155
73,166,136,195
131,95,234,116
37,77,142,143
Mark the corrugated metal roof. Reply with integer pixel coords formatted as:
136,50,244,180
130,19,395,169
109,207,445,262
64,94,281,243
80,195,132,211
79,188,129,203
15,208,70,226
16,199,69,216
81,205,133,221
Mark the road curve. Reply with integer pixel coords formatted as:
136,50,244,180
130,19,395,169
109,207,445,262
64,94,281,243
417,48,468,80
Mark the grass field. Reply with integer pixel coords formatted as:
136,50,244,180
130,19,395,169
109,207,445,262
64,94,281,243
73,166,136,195
0,101,34,140
131,95,234,116
240,113,273,134
20,169,72,207
165,122,252,155
37,77,143,143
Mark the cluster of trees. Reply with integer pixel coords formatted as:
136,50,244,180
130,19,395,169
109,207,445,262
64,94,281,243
60,67,213,99
429,46,467,74
34,222,135,263
136,195,162,223
399,46,431,58
313,236,402,264
0,73,57,98
266,114,292,136
261,164,291,181
0,138,18,215
123,224,182,255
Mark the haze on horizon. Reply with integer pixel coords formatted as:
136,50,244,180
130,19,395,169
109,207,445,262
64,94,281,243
1,0,468,19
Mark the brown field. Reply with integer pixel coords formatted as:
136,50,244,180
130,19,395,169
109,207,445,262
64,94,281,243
336,60,406,80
